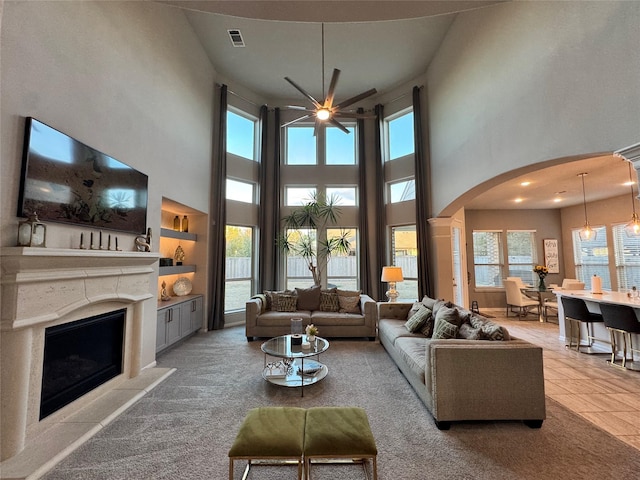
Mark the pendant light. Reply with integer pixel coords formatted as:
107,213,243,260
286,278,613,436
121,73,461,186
578,173,597,241
625,162,640,236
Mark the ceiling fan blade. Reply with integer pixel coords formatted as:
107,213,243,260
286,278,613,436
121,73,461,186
329,118,350,134
284,77,322,109
324,68,341,108
281,114,312,128
334,88,378,110
284,105,314,111
334,111,376,119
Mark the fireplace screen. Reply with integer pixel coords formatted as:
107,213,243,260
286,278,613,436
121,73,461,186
40,309,125,419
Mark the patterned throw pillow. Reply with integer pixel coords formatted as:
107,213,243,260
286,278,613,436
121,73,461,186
276,294,297,312
469,314,511,341
404,305,432,333
406,302,422,320
338,295,361,314
432,306,461,339
419,311,436,337
264,290,293,311
458,322,481,340
319,291,340,312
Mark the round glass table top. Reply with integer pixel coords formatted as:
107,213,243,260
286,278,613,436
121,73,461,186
261,334,329,358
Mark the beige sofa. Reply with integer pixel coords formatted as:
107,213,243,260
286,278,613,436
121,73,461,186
378,298,546,430
245,288,377,341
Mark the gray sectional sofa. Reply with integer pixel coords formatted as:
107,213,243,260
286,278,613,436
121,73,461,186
378,297,546,430
245,286,377,341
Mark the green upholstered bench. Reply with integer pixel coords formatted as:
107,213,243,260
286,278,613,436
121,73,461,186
304,407,378,480
228,406,307,480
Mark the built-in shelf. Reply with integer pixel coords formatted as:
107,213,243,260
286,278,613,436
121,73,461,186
160,228,197,242
159,264,196,276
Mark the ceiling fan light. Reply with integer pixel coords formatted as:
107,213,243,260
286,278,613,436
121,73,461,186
316,108,330,120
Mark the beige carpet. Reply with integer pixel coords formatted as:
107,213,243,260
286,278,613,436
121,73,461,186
42,326,640,479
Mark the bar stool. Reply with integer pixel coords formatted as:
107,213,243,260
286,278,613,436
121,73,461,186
561,296,606,354
598,303,640,371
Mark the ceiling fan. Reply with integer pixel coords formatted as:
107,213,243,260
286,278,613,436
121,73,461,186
282,24,377,135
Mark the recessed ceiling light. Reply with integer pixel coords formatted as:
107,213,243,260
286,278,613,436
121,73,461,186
514,198,524,203
624,180,635,186
553,197,562,203
520,181,531,187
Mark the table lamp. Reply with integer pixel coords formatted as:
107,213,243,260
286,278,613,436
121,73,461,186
381,266,403,302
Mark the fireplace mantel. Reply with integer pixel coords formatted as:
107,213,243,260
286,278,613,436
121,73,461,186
1,247,158,330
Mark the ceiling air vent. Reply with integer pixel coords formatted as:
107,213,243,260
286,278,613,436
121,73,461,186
227,29,245,47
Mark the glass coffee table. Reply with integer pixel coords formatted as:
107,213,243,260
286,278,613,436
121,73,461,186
261,334,329,397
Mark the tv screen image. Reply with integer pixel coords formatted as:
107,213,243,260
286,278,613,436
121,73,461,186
18,117,148,235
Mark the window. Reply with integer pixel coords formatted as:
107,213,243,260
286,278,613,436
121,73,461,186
326,187,357,206
506,231,537,284
226,179,255,203
613,224,640,290
326,228,358,289
285,187,316,206
226,110,256,160
224,226,253,312
286,126,316,165
386,110,414,161
573,226,611,290
326,125,356,165
391,225,418,300
473,231,503,287
389,179,415,203
285,228,316,289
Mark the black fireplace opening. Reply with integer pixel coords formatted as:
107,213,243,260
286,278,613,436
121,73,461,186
40,308,125,420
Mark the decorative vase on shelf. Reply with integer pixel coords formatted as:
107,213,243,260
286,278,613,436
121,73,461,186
538,276,546,291
173,215,181,231
182,215,189,233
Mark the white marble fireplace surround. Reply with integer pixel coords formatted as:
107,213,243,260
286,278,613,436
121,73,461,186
0,247,173,479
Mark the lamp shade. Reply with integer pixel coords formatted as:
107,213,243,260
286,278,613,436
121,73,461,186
381,266,403,282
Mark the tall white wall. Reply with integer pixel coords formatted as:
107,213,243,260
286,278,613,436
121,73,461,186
427,0,640,216
1,1,216,368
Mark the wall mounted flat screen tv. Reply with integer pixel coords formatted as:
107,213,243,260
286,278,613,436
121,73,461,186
18,117,148,234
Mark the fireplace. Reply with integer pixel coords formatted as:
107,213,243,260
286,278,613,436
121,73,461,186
0,247,158,462
40,309,126,420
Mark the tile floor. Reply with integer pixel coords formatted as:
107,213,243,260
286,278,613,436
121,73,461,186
493,312,640,451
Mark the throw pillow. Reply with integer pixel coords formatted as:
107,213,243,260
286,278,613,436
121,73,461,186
458,322,481,340
406,302,422,320
338,295,361,314
276,294,297,312
419,311,436,337
469,314,511,341
319,291,340,312
420,296,438,310
265,290,293,311
295,285,321,311
404,305,431,333
432,306,461,339
336,289,361,297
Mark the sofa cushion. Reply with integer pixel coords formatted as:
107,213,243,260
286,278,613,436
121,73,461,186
295,285,321,311
378,318,423,346
310,311,365,326
432,305,462,339
276,294,298,312
394,337,427,383
256,311,312,326
404,305,432,333
337,292,361,314
319,291,340,312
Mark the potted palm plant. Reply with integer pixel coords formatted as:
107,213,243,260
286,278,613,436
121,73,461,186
278,192,351,286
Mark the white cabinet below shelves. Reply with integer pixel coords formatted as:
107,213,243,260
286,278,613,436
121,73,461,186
156,294,203,354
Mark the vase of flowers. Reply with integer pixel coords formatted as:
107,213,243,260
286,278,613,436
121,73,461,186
305,323,318,342
533,265,548,291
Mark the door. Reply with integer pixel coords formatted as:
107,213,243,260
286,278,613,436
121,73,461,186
452,226,465,307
